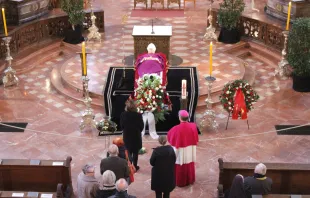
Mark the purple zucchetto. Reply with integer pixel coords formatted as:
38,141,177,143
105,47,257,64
179,110,189,117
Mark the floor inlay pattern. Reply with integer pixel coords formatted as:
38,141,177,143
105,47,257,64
1,0,310,198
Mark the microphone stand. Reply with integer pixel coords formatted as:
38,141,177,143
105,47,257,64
151,19,155,34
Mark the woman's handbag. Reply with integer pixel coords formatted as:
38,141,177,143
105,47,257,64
125,150,136,183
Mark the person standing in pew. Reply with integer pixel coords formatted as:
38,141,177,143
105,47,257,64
100,144,130,181
108,178,136,198
244,163,273,196
224,174,248,198
77,164,100,198
106,137,127,160
96,170,117,198
150,135,176,198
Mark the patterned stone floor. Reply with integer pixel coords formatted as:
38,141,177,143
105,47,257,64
1,0,310,198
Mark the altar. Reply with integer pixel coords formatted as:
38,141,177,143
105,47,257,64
266,0,310,22
132,25,172,59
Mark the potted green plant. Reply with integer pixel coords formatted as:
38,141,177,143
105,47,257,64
287,17,310,92
61,0,85,44
217,0,245,44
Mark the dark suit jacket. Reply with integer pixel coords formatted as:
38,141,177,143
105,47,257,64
244,176,272,196
100,156,129,181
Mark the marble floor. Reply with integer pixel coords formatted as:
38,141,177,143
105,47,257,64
1,0,310,197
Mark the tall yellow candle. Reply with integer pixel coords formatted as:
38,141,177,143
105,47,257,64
1,8,8,36
209,41,213,76
81,42,87,76
286,2,292,31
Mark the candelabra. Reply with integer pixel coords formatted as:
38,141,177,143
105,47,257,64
79,76,97,131
87,12,101,42
275,31,289,77
2,37,18,87
87,0,101,42
203,4,217,41
200,76,218,131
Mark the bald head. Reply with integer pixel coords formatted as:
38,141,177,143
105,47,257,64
108,144,119,156
116,178,128,192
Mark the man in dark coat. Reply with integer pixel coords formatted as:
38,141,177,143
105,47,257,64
150,135,176,198
244,163,272,196
100,144,129,181
120,100,144,171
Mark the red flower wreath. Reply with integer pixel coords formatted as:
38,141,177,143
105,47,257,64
219,79,259,116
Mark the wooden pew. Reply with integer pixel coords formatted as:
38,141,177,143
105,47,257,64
0,183,64,198
217,158,310,198
0,157,72,197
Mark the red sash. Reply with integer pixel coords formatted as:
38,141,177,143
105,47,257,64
232,89,247,120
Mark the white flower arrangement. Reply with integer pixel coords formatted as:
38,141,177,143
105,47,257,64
133,74,171,122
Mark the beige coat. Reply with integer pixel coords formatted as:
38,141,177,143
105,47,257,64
77,172,99,198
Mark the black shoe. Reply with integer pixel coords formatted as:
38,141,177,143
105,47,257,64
135,166,140,172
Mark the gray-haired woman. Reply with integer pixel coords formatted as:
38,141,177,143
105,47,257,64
96,170,117,198
150,135,176,198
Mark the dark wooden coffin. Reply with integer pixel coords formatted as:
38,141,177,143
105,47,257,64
2,0,50,25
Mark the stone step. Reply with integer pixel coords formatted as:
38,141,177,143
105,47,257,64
15,40,63,74
247,42,281,67
196,53,256,110
48,42,104,107
60,59,104,99
0,39,63,74
50,60,104,107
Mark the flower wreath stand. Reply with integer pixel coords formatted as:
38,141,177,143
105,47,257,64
225,112,250,130
219,80,259,130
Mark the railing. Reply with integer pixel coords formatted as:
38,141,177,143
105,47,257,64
0,8,104,59
209,9,284,51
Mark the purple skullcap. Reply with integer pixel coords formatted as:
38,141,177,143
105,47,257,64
179,110,189,117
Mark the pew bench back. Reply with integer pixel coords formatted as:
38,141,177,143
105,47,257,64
0,191,57,198
218,158,310,197
0,157,72,196
0,183,64,198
